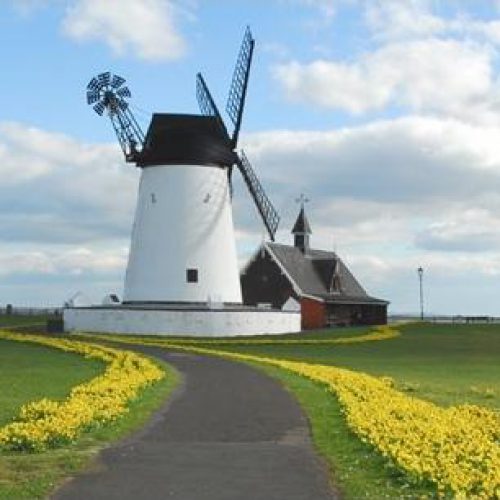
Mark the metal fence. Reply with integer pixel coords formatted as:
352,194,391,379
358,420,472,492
0,306,62,316
389,315,500,324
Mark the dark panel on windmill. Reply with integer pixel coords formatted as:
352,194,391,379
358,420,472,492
138,114,235,167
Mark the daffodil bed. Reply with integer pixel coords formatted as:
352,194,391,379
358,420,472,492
89,326,500,499
0,331,164,452
158,324,399,345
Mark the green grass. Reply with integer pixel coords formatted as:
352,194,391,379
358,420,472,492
252,362,434,499
122,325,371,343
0,334,180,499
0,339,104,426
161,323,499,498
15,323,494,498
192,323,500,409
0,315,51,328
0,361,179,498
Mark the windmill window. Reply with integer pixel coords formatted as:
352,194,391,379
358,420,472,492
186,269,198,283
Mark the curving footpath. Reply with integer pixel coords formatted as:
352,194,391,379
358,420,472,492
53,345,337,500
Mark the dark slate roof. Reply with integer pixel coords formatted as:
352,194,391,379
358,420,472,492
138,113,235,167
291,207,312,234
266,242,388,305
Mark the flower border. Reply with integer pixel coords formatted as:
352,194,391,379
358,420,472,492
0,332,164,452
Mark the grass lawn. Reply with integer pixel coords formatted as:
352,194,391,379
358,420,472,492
0,334,179,498
0,338,104,427
158,322,499,498
0,315,51,329
253,363,433,499
191,323,500,410
3,321,495,498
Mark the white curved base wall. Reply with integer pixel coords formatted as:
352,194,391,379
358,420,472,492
64,307,301,337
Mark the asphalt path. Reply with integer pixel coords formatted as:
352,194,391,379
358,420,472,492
53,345,337,500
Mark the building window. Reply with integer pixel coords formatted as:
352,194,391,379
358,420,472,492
186,268,198,283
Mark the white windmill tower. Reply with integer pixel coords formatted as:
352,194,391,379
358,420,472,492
85,28,280,308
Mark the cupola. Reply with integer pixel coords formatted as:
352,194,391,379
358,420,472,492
291,205,312,253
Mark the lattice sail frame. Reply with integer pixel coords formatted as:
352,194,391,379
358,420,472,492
226,27,255,148
196,73,228,137
237,150,280,239
195,28,280,241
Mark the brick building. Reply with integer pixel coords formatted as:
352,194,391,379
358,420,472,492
240,207,388,329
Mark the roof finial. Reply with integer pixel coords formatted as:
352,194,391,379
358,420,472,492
295,193,309,209
291,195,312,239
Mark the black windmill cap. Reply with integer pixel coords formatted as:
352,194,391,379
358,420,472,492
292,206,312,234
138,113,234,167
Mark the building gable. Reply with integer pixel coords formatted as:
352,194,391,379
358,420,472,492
240,205,389,328
240,246,296,309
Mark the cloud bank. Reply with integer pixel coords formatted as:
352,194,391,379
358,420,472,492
4,0,500,314
11,0,187,61
3,110,500,312
62,0,187,61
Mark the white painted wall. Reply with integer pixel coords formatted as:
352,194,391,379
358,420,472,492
123,165,242,303
64,307,301,337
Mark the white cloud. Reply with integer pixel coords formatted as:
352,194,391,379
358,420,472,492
244,115,500,210
274,59,389,113
237,115,500,308
274,38,493,116
0,122,136,304
348,251,500,314
0,243,127,306
364,0,447,41
0,246,126,277
5,110,500,312
364,0,500,49
62,0,186,61
0,122,138,244
0,123,88,184
233,111,500,314
273,0,500,122
415,209,500,253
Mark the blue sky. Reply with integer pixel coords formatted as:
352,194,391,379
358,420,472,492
3,0,500,315
0,1,374,135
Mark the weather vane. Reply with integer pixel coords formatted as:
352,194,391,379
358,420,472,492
295,193,309,208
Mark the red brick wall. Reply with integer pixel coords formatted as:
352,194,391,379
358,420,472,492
301,297,326,330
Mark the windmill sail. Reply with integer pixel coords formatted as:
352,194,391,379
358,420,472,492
196,73,229,138
226,27,255,148
237,150,280,240
196,29,280,240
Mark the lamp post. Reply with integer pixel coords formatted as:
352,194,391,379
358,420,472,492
417,267,424,321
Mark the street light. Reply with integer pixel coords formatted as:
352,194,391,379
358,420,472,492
417,267,424,321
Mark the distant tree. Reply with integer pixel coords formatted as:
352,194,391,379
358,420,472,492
6,304,13,315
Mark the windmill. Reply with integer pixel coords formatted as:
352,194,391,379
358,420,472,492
86,27,279,305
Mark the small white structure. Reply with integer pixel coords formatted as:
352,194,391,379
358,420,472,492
282,296,301,312
65,291,92,308
101,294,120,306
64,29,300,337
